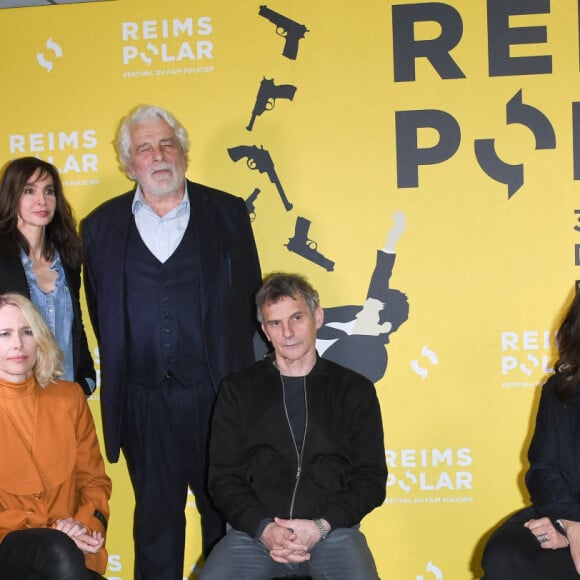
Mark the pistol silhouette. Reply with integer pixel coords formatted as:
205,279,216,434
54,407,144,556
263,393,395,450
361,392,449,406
286,216,335,272
227,145,293,212
247,77,297,131
245,188,261,221
258,5,309,60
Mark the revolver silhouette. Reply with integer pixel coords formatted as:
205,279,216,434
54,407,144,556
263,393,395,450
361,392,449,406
227,144,293,212
258,5,309,60
247,77,297,131
286,216,335,272
245,188,261,221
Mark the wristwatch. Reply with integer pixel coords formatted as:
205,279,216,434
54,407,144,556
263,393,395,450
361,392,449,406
314,518,329,541
556,519,568,537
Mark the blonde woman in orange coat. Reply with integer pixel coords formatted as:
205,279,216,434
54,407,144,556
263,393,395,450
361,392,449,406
0,293,111,580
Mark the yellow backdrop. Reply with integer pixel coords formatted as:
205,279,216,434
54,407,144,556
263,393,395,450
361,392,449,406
1,1,579,578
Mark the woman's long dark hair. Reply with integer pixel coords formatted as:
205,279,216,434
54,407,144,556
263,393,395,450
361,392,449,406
0,157,82,268
554,289,580,403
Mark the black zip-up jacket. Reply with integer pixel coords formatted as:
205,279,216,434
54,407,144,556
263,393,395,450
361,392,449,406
208,356,387,537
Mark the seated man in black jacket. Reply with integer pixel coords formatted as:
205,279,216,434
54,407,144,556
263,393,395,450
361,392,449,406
199,272,387,580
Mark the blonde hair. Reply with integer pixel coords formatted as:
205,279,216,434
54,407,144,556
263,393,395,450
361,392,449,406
0,294,63,387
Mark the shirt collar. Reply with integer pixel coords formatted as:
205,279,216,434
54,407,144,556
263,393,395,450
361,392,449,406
131,182,190,216
20,247,61,270
19,247,31,269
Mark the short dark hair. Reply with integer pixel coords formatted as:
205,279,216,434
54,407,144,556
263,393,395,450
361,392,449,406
256,272,320,323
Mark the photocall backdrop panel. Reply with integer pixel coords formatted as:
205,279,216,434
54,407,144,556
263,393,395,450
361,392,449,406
1,0,579,578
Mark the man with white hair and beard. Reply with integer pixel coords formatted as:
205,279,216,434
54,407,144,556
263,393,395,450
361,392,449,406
82,104,261,580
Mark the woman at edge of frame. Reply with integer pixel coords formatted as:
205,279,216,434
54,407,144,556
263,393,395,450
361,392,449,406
482,288,580,578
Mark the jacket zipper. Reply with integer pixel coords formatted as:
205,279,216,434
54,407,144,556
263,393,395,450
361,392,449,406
281,375,308,519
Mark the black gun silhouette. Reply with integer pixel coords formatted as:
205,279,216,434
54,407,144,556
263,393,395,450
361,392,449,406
245,188,261,221
227,145,293,212
247,77,297,131
286,216,335,272
258,5,309,60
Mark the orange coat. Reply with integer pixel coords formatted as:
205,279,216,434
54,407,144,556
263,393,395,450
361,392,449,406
0,376,112,574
